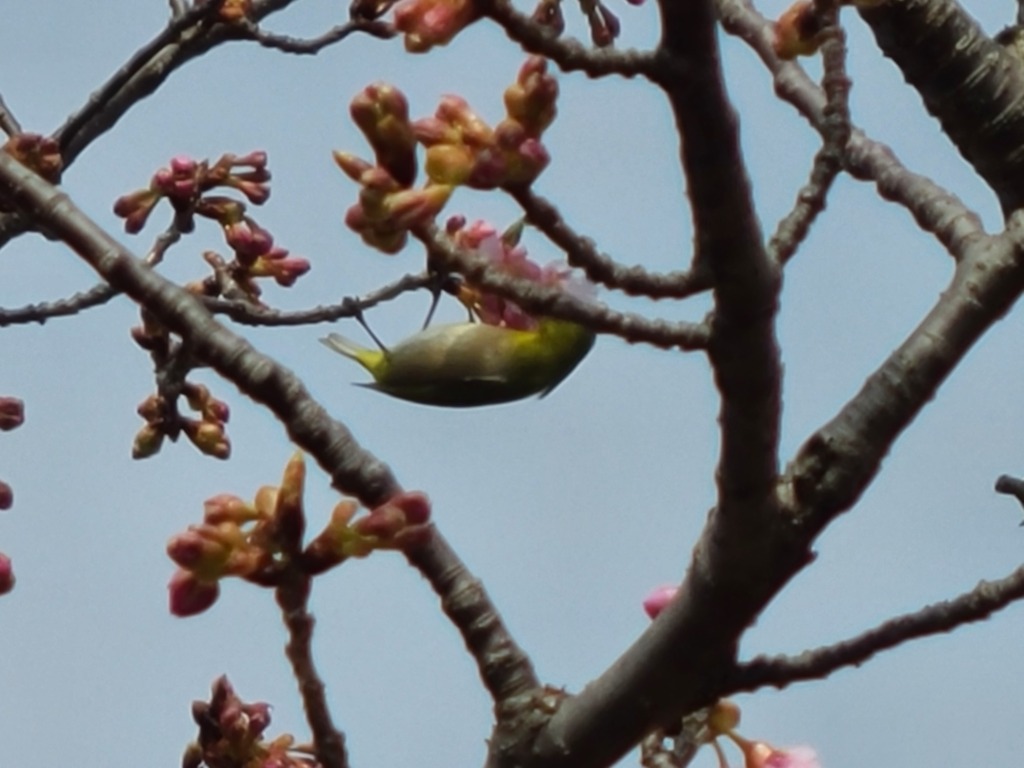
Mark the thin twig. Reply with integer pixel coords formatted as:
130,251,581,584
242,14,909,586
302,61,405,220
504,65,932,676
509,186,712,299
0,283,119,327
0,222,183,327
235,17,396,53
769,1,851,264
417,224,711,350
727,563,1024,693
476,0,655,78
716,0,986,260
277,574,349,768
0,93,22,136
204,271,434,326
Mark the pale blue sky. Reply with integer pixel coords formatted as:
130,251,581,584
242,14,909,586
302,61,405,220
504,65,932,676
0,1,1022,766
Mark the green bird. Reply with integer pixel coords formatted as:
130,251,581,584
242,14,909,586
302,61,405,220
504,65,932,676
319,317,594,407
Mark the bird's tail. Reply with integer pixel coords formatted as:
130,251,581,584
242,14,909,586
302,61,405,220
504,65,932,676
319,332,381,373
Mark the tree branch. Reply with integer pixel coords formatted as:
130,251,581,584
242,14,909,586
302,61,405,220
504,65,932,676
768,2,851,265
417,224,711,350
233,17,395,54
717,0,986,261
858,0,1024,215
277,574,349,768
727,562,1024,693
476,0,655,78
786,220,1024,532
0,151,541,729
508,186,713,299
518,2,793,764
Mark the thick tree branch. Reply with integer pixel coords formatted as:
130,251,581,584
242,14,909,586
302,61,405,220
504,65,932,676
517,3,792,765
858,0,1024,215
406,531,542,708
727,562,1024,692
786,220,1024,531
650,0,781,519
0,151,540,727
717,0,986,260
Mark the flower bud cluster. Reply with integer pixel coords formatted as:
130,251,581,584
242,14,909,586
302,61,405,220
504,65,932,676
446,217,593,331
393,0,480,52
706,700,821,768
773,0,881,59
183,676,318,768
199,0,253,23
2,133,61,182
114,152,308,297
114,152,269,233
641,593,821,768
336,83,453,254
133,382,231,461
167,453,432,616
303,490,432,574
0,134,62,212
336,59,559,255
415,57,556,190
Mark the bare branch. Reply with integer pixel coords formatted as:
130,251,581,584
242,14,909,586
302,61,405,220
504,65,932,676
406,530,542,706
785,220,1024,533
205,271,435,326
0,283,119,327
0,92,22,136
417,224,711,350
522,2,788,764
717,0,986,260
234,17,396,54
857,0,1024,215
508,186,713,299
769,2,851,265
277,574,349,768
727,563,1024,693
0,221,183,327
995,474,1024,523
476,0,655,78
649,0,781,520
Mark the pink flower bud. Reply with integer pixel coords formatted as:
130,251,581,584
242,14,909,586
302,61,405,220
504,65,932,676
743,743,821,768
183,419,231,460
531,0,564,34
642,584,678,619
0,397,24,431
168,569,220,617
0,552,13,595
383,185,453,229
394,0,479,52
333,151,374,182
392,491,432,525
0,481,12,511
132,423,165,459
412,116,458,146
204,494,255,525
113,189,160,234
224,218,274,260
